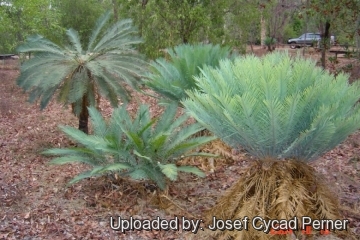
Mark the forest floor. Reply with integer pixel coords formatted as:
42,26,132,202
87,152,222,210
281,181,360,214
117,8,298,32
0,47,360,240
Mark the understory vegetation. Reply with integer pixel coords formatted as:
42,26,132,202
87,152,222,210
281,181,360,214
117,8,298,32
145,43,232,103
44,104,216,190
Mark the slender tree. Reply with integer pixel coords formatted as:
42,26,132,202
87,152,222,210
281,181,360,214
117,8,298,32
307,0,360,68
16,11,147,133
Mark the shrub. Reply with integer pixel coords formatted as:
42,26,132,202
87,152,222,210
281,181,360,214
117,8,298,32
44,104,216,190
145,43,231,103
263,36,276,51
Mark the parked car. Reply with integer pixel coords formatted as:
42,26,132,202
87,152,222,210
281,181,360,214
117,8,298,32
288,33,335,49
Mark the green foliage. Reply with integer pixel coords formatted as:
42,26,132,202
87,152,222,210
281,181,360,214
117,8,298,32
44,104,216,190
16,11,146,113
283,13,306,43
224,0,261,48
183,51,360,161
264,36,276,47
145,43,231,103
307,0,360,48
0,0,63,53
115,0,229,58
291,15,304,35
54,0,111,46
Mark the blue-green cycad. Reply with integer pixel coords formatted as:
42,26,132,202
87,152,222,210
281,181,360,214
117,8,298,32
145,43,231,103
183,51,360,239
16,11,146,133
183,52,360,161
43,104,216,190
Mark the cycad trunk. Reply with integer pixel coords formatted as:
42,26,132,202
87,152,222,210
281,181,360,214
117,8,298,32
78,69,94,134
200,159,342,240
78,94,89,134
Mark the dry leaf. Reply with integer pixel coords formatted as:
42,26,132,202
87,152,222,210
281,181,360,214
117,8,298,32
24,212,31,219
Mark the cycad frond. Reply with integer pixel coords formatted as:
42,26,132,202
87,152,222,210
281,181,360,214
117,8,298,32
92,18,142,52
66,28,82,53
183,51,360,161
16,35,66,56
46,105,216,189
87,10,111,52
145,43,231,103
88,107,107,137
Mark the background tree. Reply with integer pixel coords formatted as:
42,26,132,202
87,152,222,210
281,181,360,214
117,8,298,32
0,0,62,53
16,12,146,133
283,13,304,40
223,0,261,52
306,0,360,67
115,0,229,58
223,0,300,51
54,0,111,46
266,0,302,44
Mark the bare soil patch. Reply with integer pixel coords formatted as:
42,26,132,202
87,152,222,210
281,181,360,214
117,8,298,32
0,53,359,240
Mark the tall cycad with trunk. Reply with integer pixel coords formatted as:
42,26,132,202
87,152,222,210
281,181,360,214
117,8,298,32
183,52,360,239
16,11,146,133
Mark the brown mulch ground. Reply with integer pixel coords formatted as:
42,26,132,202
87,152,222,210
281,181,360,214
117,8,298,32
0,49,360,240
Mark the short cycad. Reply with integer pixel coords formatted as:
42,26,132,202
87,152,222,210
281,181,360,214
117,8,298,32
145,43,231,103
16,11,146,133
43,104,216,190
184,53,360,161
183,51,360,239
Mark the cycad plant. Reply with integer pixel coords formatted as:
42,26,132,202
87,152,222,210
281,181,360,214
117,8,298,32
264,36,276,52
145,43,231,103
16,11,146,133
183,52,360,239
43,104,216,190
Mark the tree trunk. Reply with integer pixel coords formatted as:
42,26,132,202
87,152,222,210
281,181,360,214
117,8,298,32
302,0,309,56
321,21,330,69
112,0,118,21
250,42,254,53
260,12,266,48
138,0,148,36
78,94,89,134
180,18,189,44
267,44,272,52
356,15,360,59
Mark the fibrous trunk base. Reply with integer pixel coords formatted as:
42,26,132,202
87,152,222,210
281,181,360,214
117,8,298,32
202,159,344,240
